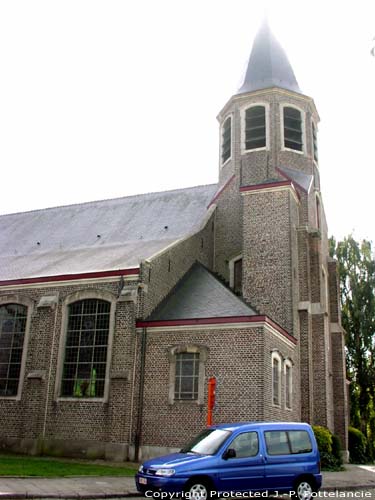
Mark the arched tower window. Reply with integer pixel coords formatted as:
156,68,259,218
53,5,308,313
283,106,303,151
312,121,318,163
221,116,232,164
316,196,321,230
245,105,266,150
61,298,111,398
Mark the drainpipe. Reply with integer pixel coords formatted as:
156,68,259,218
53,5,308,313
134,327,147,462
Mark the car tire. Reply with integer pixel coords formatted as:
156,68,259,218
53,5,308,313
185,479,212,500
293,478,316,500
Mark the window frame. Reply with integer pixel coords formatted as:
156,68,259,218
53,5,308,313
229,254,243,294
241,103,270,154
284,359,293,410
220,115,233,167
0,295,33,401
168,345,208,405
55,290,116,402
280,103,305,155
271,351,282,407
311,120,319,164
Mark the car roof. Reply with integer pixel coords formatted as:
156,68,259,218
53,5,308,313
212,422,312,432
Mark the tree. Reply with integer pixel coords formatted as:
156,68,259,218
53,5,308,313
330,235,375,458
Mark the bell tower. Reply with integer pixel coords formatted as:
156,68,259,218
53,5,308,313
214,19,348,454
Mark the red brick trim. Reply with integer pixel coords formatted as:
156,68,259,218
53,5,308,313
137,315,297,345
207,175,235,208
0,268,140,287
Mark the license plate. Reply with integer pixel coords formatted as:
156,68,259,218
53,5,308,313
139,477,147,485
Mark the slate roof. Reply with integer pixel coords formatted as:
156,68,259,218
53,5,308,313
278,166,313,193
0,184,217,281
148,263,257,321
237,19,301,95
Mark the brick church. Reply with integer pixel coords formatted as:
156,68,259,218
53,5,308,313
0,20,348,460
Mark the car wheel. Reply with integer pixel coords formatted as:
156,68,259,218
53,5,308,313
185,479,211,500
294,478,316,500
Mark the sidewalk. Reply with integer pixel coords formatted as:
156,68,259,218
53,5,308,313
1,464,375,499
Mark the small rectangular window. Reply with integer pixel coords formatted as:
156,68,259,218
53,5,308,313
174,352,199,400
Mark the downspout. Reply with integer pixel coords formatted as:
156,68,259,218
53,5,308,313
134,327,147,462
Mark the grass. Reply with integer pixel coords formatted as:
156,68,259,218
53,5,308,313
0,453,138,477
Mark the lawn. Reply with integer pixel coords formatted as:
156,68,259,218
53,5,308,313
0,453,138,477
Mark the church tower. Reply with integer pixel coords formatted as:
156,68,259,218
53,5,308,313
215,20,348,453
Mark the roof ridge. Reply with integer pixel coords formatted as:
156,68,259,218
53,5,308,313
0,182,218,218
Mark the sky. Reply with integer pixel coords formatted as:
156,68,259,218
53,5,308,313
0,0,374,243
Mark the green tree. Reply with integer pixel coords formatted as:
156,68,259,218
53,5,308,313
330,235,375,459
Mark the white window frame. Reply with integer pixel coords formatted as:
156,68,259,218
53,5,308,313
220,114,233,168
311,119,319,166
0,295,34,401
271,351,282,407
280,103,306,155
241,102,270,154
54,290,117,403
284,359,293,410
168,344,208,405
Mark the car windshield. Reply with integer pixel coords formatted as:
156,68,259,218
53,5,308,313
180,428,231,455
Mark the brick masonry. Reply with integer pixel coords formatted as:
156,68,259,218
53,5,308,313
0,83,348,459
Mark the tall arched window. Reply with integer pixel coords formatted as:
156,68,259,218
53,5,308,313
245,105,266,150
312,121,318,162
284,360,293,409
221,116,232,164
0,304,27,397
283,106,303,151
271,352,282,406
61,299,111,398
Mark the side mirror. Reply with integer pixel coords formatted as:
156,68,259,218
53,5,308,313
222,448,236,460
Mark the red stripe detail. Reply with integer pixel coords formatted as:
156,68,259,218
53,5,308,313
137,315,297,344
0,268,139,287
240,180,293,192
207,175,235,208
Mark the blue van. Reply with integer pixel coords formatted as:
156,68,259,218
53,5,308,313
135,422,322,500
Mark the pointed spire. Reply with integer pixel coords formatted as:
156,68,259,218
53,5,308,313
237,19,301,95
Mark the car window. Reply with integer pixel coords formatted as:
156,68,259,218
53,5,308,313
228,431,259,458
289,430,312,454
181,428,231,455
265,430,313,455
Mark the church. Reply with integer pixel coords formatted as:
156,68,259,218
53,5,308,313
0,21,348,461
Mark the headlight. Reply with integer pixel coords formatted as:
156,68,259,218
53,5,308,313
138,465,144,473
155,468,175,477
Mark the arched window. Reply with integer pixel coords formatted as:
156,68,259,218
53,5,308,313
316,196,321,230
61,298,111,398
229,255,243,295
284,360,293,409
168,345,208,404
0,304,28,397
221,116,232,164
271,351,282,406
245,105,266,150
283,106,303,151
312,121,318,162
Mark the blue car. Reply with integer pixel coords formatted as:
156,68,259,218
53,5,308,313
135,422,322,500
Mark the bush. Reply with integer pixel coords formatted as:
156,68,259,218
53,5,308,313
313,425,332,454
348,426,367,464
312,426,342,471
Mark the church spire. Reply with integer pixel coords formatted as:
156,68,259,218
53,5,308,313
237,19,301,95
